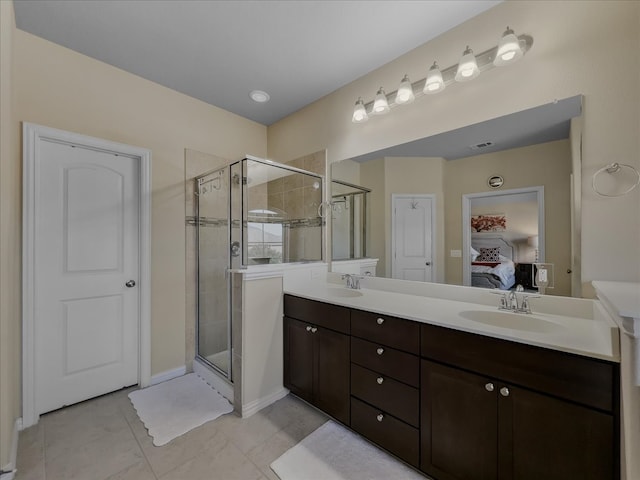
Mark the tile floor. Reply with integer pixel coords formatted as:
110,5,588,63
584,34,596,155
16,387,329,480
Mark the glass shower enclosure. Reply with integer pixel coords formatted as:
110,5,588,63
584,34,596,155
195,157,323,379
331,180,370,260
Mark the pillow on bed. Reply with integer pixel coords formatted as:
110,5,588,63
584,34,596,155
476,247,501,262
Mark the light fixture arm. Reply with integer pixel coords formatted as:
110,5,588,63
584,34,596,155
356,34,533,115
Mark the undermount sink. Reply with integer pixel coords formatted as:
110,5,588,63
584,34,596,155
325,287,364,298
459,310,565,334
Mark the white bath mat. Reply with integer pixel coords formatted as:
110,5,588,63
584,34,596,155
270,420,426,480
128,373,233,446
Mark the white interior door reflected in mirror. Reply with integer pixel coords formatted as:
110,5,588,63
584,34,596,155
391,194,436,281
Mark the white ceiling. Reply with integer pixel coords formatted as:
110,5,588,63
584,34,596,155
13,0,501,125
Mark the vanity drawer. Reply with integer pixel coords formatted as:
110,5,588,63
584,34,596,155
421,323,616,412
284,294,350,334
351,309,420,354
351,397,419,467
351,363,419,427
351,337,419,387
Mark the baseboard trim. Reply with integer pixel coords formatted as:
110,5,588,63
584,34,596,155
150,366,187,386
241,387,289,418
0,418,21,480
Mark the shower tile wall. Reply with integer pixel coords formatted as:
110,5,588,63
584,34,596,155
270,151,325,262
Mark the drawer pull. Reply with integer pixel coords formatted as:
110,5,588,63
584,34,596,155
485,382,494,392
376,347,385,355
306,326,312,332
376,413,384,422
311,327,318,333
376,317,385,325
377,377,384,385
500,387,510,397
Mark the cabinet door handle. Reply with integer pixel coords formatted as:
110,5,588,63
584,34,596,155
376,414,384,422
485,382,495,392
376,317,385,325
311,327,318,333
500,387,510,397
306,326,312,332
376,347,384,355
377,377,384,385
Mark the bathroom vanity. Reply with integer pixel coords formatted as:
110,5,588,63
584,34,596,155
283,280,620,480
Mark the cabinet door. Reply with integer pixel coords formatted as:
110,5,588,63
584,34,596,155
421,360,498,480
314,326,350,425
283,316,314,403
500,385,615,480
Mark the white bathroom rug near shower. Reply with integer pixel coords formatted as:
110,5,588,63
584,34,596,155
128,373,233,446
270,421,427,480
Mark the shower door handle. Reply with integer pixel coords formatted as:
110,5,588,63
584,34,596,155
230,241,240,257
125,280,136,288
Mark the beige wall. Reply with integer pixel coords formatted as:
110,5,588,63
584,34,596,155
355,156,446,279
384,157,445,282
359,158,385,276
446,140,572,295
267,0,640,294
0,0,20,468
12,29,267,378
1,21,267,458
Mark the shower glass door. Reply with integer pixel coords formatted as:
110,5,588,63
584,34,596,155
196,167,232,378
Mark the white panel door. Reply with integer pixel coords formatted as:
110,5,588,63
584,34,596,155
35,139,139,414
392,195,434,282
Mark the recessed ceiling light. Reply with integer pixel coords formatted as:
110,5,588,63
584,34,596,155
249,90,270,103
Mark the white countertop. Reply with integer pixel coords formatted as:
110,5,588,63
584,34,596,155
285,280,620,362
592,281,640,319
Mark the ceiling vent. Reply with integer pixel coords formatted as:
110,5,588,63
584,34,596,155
470,141,494,150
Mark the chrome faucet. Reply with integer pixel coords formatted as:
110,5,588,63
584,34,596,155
341,274,362,289
498,285,539,314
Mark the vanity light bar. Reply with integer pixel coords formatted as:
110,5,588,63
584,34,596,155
352,30,533,123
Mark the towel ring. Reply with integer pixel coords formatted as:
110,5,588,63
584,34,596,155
592,162,640,198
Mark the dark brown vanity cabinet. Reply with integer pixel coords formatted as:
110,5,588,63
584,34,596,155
350,310,421,467
283,295,619,480
283,295,351,425
420,323,619,480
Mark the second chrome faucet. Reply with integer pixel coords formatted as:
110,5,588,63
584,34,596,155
342,274,363,290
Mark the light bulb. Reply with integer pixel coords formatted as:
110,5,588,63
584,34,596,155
494,27,523,66
351,97,368,123
372,87,390,115
424,62,445,94
455,46,480,82
396,75,415,104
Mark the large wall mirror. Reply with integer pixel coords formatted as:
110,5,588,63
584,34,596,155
330,95,583,297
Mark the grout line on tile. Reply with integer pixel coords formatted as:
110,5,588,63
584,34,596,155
121,400,158,480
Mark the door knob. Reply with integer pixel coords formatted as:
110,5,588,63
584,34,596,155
500,387,510,397
376,414,384,422
485,382,495,392
306,326,312,332
376,347,384,355
425,262,431,266
377,377,384,385
125,280,136,288
376,318,385,325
